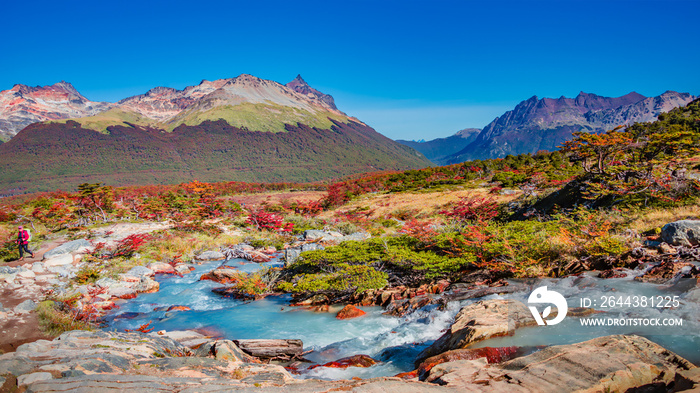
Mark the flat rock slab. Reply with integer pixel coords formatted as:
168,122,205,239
18,372,53,387
233,339,303,358
43,239,91,259
44,254,74,267
426,335,696,393
416,299,534,364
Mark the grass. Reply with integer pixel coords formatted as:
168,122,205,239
166,102,349,132
619,205,700,234
318,187,520,222
139,231,242,263
36,300,92,337
53,108,159,133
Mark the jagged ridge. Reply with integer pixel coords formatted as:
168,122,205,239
443,91,697,163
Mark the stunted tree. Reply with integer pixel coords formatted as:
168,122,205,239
561,99,700,203
77,183,114,223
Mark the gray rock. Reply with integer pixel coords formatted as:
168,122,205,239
174,264,192,275
662,220,700,246
122,266,154,279
0,376,4,387
43,239,92,259
193,340,257,363
425,335,696,392
17,372,53,387
137,357,227,371
195,251,226,261
0,266,19,275
14,299,37,314
44,254,74,267
61,370,86,378
32,262,46,273
0,355,37,376
303,230,341,242
283,248,301,265
95,277,119,288
133,276,159,293
416,299,534,364
340,232,371,242
234,339,303,359
0,266,20,282
300,243,322,252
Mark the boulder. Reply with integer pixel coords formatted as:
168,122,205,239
248,250,271,263
174,263,193,275
662,220,700,246
44,254,74,267
336,304,366,319
121,266,154,281
284,248,301,265
200,267,241,284
133,276,159,293
423,335,696,393
416,299,534,365
14,299,37,314
147,262,176,274
301,243,323,252
194,340,258,363
195,250,226,261
43,239,92,259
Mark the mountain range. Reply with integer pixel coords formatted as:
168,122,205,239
401,91,697,165
0,75,430,194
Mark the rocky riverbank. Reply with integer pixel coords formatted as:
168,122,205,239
1,328,697,392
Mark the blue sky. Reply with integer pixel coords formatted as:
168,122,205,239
2,0,699,140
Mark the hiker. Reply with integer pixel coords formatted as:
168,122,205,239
17,225,35,260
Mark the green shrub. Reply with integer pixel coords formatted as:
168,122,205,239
279,264,387,293
492,171,529,187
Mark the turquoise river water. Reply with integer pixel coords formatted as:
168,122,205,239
103,256,700,380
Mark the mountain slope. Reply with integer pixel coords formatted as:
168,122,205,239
0,74,430,193
445,91,696,163
0,119,429,193
0,82,112,141
396,128,480,164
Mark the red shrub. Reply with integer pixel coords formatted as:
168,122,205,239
247,210,294,232
440,196,498,223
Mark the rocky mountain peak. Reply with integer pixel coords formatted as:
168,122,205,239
0,81,112,141
290,74,308,86
144,86,178,97
444,90,697,164
286,75,338,111
53,81,80,96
